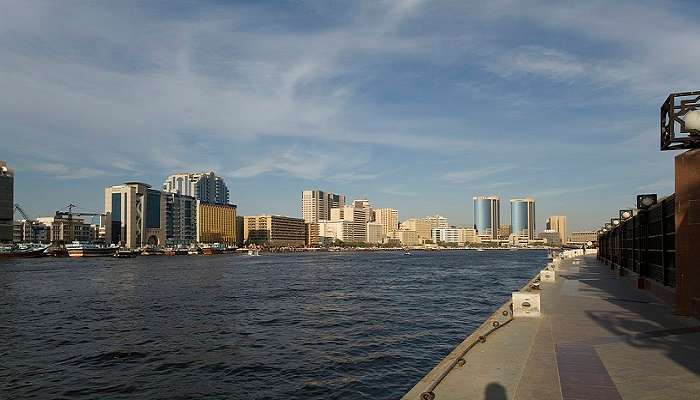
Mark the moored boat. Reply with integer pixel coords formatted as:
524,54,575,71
0,244,49,258
113,249,140,258
65,242,117,257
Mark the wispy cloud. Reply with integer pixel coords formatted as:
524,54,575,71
442,166,515,184
380,184,418,197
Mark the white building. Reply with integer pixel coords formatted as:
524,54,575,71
301,190,346,223
163,172,229,205
424,215,449,229
318,220,352,244
431,228,461,244
329,200,372,243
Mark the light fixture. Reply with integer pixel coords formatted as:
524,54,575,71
611,218,620,227
660,91,700,150
637,194,658,209
605,223,612,230
620,209,633,221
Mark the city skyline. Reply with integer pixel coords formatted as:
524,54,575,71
2,1,689,231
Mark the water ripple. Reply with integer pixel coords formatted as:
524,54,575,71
0,250,546,399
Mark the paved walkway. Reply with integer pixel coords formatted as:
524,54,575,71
403,254,700,400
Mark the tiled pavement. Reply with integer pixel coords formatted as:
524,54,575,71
403,254,700,400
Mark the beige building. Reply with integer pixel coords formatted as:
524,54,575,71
539,229,562,246
498,224,511,239
301,190,345,223
305,222,319,246
366,222,385,244
104,182,166,248
197,201,237,245
458,228,480,244
546,215,567,245
400,218,433,242
387,229,421,246
329,201,372,243
244,215,306,246
400,215,448,243
35,216,94,243
373,208,399,235
569,231,597,244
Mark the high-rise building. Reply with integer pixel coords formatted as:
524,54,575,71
243,215,306,246
373,208,399,235
545,215,567,245
329,201,371,243
301,190,346,223
0,161,14,243
511,198,536,240
473,196,500,239
458,228,480,244
400,218,433,242
197,201,237,245
164,193,197,246
104,182,166,248
163,172,229,205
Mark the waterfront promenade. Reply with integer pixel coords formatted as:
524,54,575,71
403,253,700,400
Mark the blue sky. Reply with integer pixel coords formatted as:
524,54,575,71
2,0,695,231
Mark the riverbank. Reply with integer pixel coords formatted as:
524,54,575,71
403,250,700,400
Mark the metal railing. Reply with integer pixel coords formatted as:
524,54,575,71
598,194,676,287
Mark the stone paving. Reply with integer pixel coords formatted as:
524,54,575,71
402,254,700,400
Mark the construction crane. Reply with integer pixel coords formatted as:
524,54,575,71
55,203,106,243
14,204,32,221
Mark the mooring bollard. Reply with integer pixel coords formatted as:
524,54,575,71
540,269,555,282
512,292,541,318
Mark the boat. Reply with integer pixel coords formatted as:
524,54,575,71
476,248,485,252
247,248,260,256
65,242,118,257
113,249,139,258
202,247,223,255
188,248,200,255
0,244,49,258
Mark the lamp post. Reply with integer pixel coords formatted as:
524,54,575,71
661,91,700,317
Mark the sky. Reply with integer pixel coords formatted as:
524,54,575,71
2,0,697,231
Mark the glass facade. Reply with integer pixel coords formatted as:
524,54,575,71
0,173,13,242
511,199,535,239
146,190,161,229
473,197,499,238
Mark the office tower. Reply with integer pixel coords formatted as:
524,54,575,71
164,193,197,246
431,228,461,244
373,208,399,236
197,201,237,246
105,182,166,248
163,172,230,205
329,200,371,243
546,215,568,245
301,190,346,223
511,198,536,240
400,218,433,242
0,161,13,242
473,196,500,239
243,215,306,246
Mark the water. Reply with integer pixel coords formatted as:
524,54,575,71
0,250,546,399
